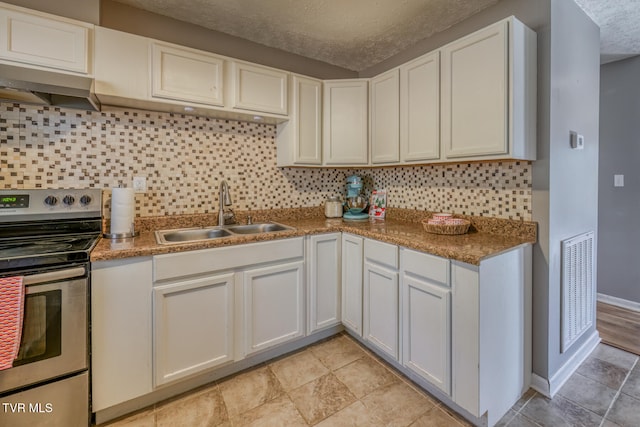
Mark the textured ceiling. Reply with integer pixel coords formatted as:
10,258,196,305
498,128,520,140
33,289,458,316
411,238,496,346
114,0,640,70
112,0,499,71
574,0,640,63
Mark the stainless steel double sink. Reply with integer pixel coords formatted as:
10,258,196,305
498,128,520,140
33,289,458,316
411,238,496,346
155,222,295,244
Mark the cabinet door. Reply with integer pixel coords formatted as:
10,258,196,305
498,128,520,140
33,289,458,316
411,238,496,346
294,75,323,164
441,20,508,158
0,6,91,73
243,261,304,356
341,234,364,335
277,75,322,166
323,80,369,165
94,27,149,101
153,273,234,386
91,258,153,412
402,273,451,394
363,261,399,360
308,234,341,333
370,68,400,164
232,61,288,115
151,42,224,106
400,51,440,162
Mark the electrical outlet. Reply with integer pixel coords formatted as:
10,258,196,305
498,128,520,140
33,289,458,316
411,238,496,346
132,176,147,193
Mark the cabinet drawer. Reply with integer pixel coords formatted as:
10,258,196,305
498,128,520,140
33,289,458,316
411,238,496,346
364,238,398,269
154,237,304,282
401,248,450,286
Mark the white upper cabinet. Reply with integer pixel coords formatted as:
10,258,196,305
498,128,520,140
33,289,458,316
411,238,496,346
94,27,149,102
277,74,323,166
441,17,536,160
400,51,440,162
323,79,369,165
0,3,92,74
231,61,288,115
370,68,400,164
151,42,224,106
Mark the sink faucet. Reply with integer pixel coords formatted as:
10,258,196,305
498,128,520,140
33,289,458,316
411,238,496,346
218,180,236,226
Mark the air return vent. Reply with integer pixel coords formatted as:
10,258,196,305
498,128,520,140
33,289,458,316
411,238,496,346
561,231,595,353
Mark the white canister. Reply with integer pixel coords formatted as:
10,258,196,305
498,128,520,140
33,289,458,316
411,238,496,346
325,197,343,218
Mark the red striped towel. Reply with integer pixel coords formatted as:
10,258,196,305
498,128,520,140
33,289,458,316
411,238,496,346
0,276,24,370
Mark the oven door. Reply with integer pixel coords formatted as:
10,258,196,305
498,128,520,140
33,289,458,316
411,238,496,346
0,266,87,394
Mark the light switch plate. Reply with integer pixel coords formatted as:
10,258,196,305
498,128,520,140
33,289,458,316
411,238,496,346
614,174,624,187
570,131,584,149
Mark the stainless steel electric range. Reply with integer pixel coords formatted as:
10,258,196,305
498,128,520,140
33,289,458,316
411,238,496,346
0,188,102,427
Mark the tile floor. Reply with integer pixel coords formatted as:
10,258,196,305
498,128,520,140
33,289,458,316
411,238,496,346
101,333,640,427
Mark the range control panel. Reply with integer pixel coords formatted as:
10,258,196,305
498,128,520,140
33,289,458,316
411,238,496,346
0,189,103,221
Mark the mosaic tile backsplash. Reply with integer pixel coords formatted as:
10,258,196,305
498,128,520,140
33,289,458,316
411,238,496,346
0,103,532,220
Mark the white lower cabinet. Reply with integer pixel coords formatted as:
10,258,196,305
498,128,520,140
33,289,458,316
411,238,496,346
451,246,532,426
242,260,305,357
92,233,531,427
307,233,341,333
153,272,234,387
400,248,451,395
363,238,399,360
341,233,364,335
91,257,153,412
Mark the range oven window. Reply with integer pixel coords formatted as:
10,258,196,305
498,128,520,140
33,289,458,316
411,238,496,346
13,289,62,366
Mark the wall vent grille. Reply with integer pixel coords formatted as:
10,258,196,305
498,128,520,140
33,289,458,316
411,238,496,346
561,231,595,353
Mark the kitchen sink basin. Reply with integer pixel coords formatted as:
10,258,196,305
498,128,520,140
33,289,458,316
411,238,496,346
225,223,293,234
155,222,295,244
156,227,233,244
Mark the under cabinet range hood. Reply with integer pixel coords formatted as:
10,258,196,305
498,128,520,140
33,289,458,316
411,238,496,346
0,64,100,111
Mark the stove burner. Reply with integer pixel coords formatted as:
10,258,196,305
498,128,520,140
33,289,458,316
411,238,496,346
0,242,74,257
0,234,100,272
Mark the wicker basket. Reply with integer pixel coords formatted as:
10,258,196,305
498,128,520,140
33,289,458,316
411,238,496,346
421,218,470,235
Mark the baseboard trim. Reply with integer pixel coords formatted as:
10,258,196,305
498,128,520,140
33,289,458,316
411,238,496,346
597,293,640,312
94,326,342,425
535,330,600,398
530,373,550,397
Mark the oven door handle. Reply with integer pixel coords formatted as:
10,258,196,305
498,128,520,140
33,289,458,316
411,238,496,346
23,266,86,285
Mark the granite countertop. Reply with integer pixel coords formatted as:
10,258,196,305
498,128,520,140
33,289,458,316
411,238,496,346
91,208,537,266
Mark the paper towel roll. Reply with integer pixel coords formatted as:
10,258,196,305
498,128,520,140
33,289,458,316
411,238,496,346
110,187,135,235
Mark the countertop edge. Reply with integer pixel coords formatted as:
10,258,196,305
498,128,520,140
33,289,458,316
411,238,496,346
91,221,535,266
